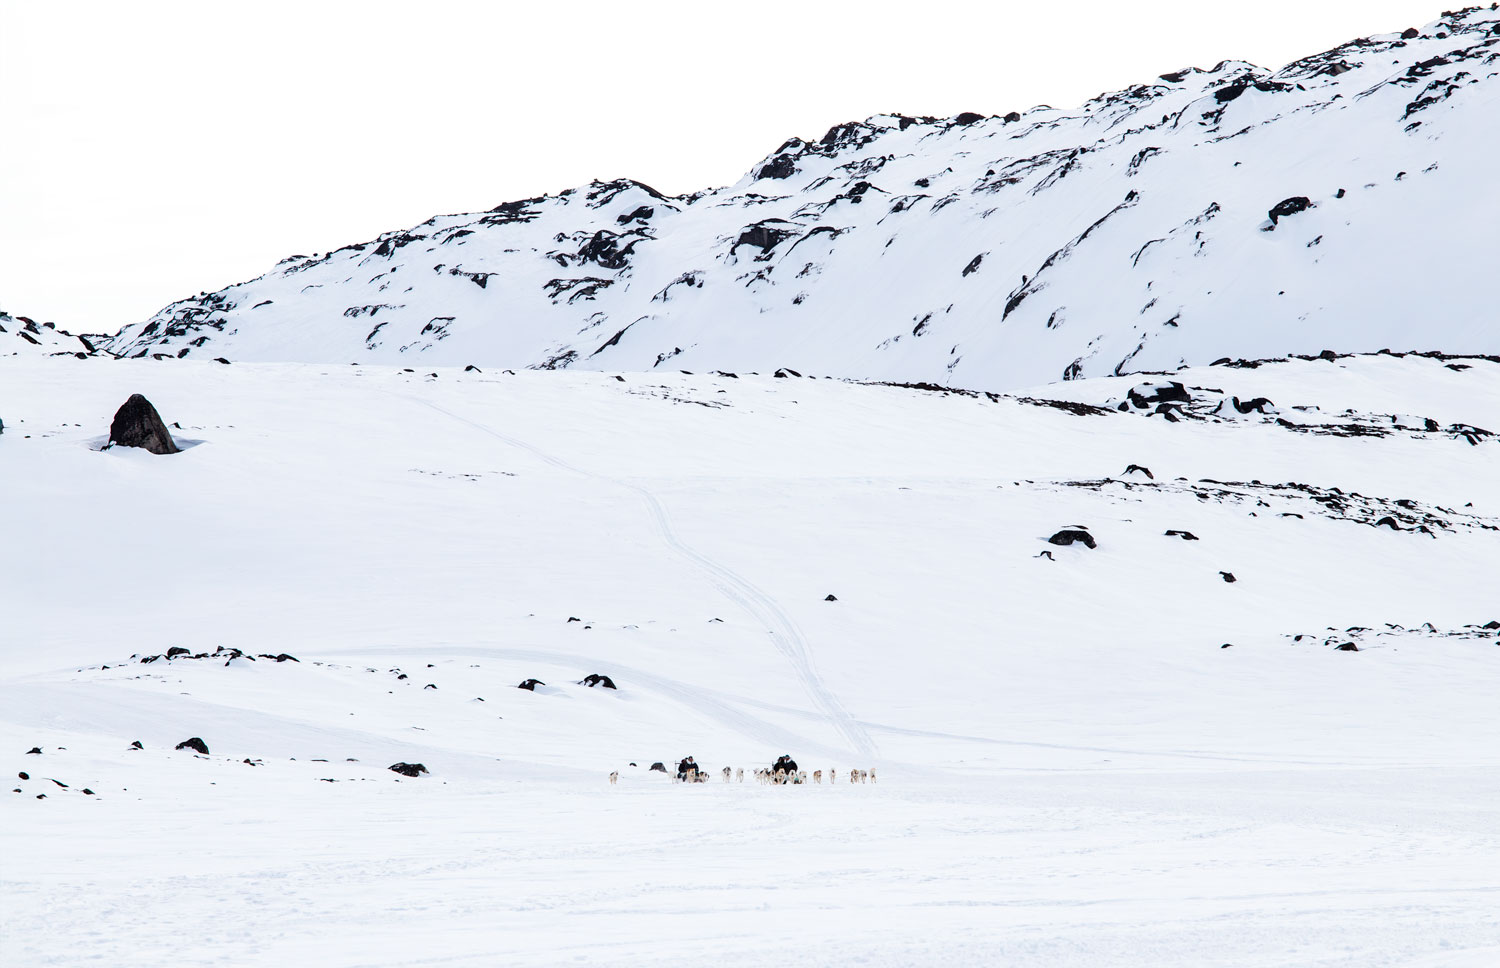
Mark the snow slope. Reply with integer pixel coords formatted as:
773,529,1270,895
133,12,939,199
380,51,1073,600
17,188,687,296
102,10,1500,387
3,352,1499,966
0,308,98,358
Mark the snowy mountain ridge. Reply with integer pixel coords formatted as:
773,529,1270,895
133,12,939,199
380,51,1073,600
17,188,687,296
1,307,98,357
101,8,1500,388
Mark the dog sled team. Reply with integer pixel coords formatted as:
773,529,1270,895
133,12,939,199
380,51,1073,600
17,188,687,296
607,753,875,786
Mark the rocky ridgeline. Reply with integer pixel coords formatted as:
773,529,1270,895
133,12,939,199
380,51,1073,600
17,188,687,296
0,308,99,357
100,9,1500,388
1281,620,1500,652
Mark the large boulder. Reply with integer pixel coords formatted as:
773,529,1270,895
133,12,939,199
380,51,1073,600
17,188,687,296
1047,529,1097,549
108,394,178,454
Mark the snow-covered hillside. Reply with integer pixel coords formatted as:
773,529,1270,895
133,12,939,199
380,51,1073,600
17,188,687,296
102,10,1500,387
4,351,1498,965
1,308,98,357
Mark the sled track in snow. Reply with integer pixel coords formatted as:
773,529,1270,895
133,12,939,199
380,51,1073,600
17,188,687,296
398,394,877,759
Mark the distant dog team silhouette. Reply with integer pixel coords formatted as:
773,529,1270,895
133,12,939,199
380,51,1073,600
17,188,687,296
610,753,876,786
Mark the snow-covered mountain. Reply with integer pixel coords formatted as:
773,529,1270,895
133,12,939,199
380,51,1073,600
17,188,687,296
102,10,1499,387
1,308,98,357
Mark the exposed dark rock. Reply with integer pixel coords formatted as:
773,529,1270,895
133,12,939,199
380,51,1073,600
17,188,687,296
1375,516,1404,530
757,154,797,180
1335,642,1360,651
649,762,667,772
258,653,300,662
166,647,190,658
107,394,179,455
1036,550,1054,560
1003,111,1022,123
1232,396,1274,414
175,737,209,754
1165,530,1199,540
18,772,28,780
824,594,838,601
1482,620,1500,630
1123,464,1154,479
735,222,796,253
1221,643,1233,649
26,747,41,755
1268,197,1312,225
1401,27,1420,39
83,788,95,795
517,678,544,691
1126,382,1190,409
1220,571,1237,583
962,253,984,277
953,112,985,126
388,762,428,777
465,365,481,372
616,205,654,225
580,674,617,689
1048,529,1097,549
130,740,143,750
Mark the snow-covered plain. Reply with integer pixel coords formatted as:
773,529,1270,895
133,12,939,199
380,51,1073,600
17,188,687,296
3,353,1498,966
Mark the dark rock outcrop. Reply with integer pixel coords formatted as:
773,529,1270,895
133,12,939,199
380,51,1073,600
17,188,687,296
175,737,209,754
1164,530,1199,540
1220,571,1237,583
1048,529,1097,549
580,674,617,689
107,394,179,454
757,154,797,180
388,762,428,777
649,762,667,773
1231,396,1274,414
1126,382,1191,409
517,678,544,691
1268,196,1312,225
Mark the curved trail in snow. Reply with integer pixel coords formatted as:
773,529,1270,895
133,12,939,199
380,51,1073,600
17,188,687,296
397,393,877,759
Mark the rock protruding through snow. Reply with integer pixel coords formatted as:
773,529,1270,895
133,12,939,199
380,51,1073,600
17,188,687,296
107,394,179,455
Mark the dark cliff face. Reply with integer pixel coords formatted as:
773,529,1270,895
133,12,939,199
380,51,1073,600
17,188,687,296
102,10,1500,387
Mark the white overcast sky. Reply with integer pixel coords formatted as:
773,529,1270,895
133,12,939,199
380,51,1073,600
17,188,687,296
0,0,1450,333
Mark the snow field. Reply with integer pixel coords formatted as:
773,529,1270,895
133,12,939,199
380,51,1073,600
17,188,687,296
3,354,1498,965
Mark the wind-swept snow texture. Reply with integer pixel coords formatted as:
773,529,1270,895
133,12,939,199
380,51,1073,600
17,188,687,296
105,11,1499,387
3,352,1500,966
